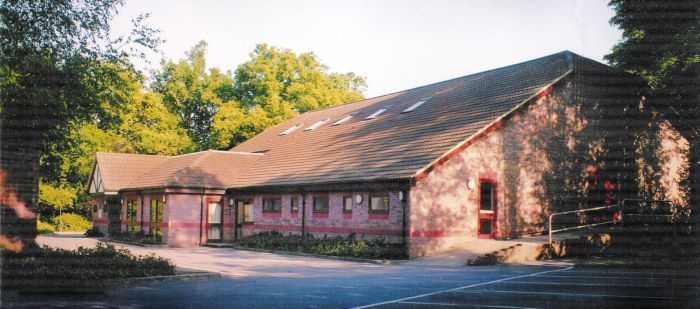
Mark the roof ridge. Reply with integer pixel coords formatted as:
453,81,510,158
96,151,170,158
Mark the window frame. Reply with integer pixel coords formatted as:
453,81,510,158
262,197,283,213
369,193,390,214
290,196,299,213
242,201,254,224
126,199,138,232
312,194,329,213
342,195,353,213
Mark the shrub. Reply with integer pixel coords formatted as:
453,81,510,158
2,242,175,291
84,226,104,237
236,231,407,259
50,213,91,232
36,221,55,235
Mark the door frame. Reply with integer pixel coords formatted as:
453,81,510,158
477,179,498,239
234,199,253,240
206,200,223,242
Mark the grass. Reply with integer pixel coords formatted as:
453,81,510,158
235,231,408,260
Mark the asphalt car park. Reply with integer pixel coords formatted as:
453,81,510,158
363,267,699,309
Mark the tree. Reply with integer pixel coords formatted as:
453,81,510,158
0,0,159,247
152,41,235,150
38,181,77,217
605,0,700,210
209,44,367,149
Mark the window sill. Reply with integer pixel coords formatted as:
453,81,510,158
313,212,329,219
369,213,389,220
262,212,282,218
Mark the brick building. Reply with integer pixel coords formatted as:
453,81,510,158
87,51,688,258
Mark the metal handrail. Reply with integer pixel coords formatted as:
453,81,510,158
548,204,619,244
547,198,672,243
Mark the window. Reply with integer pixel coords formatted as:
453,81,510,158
333,115,353,126
304,118,329,131
263,198,282,212
480,181,495,211
290,196,299,213
126,200,137,232
370,193,389,213
280,124,302,135
343,196,353,213
365,108,387,120
208,202,222,241
243,202,253,223
313,195,329,213
402,99,430,113
150,197,164,239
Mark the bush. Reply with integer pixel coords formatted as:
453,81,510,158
84,226,104,237
36,221,55,235
50,213,91,232
236,231,407,259
113,230,163,244
2,242,175,291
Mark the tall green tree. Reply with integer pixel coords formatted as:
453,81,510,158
605,0,700,210
151,41,235,150
0,0,159,245
209,44,367,149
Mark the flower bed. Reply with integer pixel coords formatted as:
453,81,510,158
2,243,175,291
235,231,407,260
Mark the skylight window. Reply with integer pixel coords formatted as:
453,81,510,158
279,124,302,136
364,108,387,120
402,98,430,113
332,114,354,126
304,118,329,131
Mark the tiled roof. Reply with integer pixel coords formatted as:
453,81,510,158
94,152,169,192
122,150,263,190
228,51,601,189
93,51,620,193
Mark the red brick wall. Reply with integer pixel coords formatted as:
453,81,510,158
407,77,683,258
91,195,109,236
233,191,405,241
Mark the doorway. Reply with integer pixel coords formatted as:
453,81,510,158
207,202,222,242
235,200,253,239
478,179,497,238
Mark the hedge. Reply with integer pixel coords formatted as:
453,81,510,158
236,231,407,259
36,220,55,235
2,243,175,291
50,213,91,232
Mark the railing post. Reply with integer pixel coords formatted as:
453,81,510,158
548,213,554,244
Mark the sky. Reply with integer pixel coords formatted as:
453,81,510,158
111,0,621,98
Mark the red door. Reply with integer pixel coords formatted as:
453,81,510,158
478,180,497,239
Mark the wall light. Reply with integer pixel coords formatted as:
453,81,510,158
467,179,476,190
354,194,363,204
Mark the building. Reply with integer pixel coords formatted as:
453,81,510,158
87,51,688,258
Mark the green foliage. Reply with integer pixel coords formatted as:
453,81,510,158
152,41,235,150
606,0,699,139
50,213,92,232
36,221,55,235
38,181,77,213
2,243,175,290
84,226,104,237
113,230,163,244
236,231,407,259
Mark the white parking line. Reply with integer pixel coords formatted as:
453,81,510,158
457,289,689,300
351,267,573,309
536,274,697,281
498,280,700,289
397,301,542,309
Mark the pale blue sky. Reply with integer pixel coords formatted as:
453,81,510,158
111,0,621,97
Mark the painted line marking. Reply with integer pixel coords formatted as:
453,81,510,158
351,267,573,308
499,280,700,289
397,301,542,309
535,274,698,281
456,290,689,300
